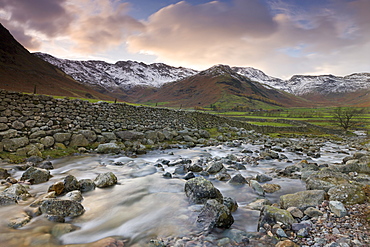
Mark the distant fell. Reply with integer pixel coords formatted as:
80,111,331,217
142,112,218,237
124,65,312,108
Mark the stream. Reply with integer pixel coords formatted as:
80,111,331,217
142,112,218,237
0,139,356,246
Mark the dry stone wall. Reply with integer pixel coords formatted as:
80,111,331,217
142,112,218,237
0,90,308,156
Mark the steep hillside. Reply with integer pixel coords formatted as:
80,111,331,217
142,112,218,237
0,24,112,100
127,65,312,108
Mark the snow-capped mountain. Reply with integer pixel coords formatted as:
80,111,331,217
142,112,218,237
34,52,198,91
284,73,370,95
232,66,287,90
233,67,370,95
34,52,370,97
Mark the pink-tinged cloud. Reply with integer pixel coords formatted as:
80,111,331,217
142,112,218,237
1,0,369,78
0,0,73,49
127,0,277,64
0,0,144,53
67,0,145,54
127,0,370,77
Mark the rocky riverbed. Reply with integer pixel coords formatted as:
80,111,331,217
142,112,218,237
0,131,369,247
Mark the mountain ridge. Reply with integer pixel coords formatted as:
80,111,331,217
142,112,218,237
121,64,313,108
34,52,370,106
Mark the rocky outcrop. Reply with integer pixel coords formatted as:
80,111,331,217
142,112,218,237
197,199,234,230
40,199,85,218
279,190,326,210
258,205,295,230
184,177,223,204
20,167,51,184
94,172,118,188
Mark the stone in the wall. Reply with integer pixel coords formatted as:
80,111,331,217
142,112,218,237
199,129,211,138
79,130,97,142
115,131,144,141
3,137,29,152
145,131,158,143
0,129,17,140
53,133,72,143
25,120,37,128
162,129,174,140
0,123,8,131
69,134,89,147
11,121,24,130
29,130,46,139
101,132,116,141
41,136,55,148
16,144,42,157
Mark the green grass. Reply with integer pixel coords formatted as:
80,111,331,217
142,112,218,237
247,121,294,127
0,152,27,163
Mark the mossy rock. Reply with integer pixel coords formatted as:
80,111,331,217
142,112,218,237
328,184,366,205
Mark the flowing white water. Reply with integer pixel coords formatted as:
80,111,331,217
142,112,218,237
0,140,355,246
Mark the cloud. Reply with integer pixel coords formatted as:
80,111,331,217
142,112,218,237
127,0,277,66
1,0,369,78
0,0,73,49
0,0,144,53
67,0,145,54
127,0,370,78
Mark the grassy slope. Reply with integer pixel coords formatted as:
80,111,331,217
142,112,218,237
0,24,113,101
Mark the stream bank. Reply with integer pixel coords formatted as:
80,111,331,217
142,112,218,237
0,133,369,247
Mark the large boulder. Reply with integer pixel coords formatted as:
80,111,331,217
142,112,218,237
0,168,10,179
40,199,85,217
279,190,326,210
0,195,17,206
199,129,210,138
40,136,55,148
206,161,225,174
184,177,223,204
197,199,234,230
228,174,247,185
305,170,350,192
96,143,121,154
79,130,97,142
53,133,71,143
327,184,366,204
48,181,65,195
101,132,117,141
338,163,370,175
329,201,347,217
258,205,295,230
79,179,96,192
20,167,51,184
69,134,89,147
115,131,144,141
2,184,31,200
223,197,238,213
3,137,29,151
64,175,80,193
250,180,265,196
94,172,117,188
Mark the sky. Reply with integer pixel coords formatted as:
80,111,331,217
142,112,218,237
1,0,370,79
